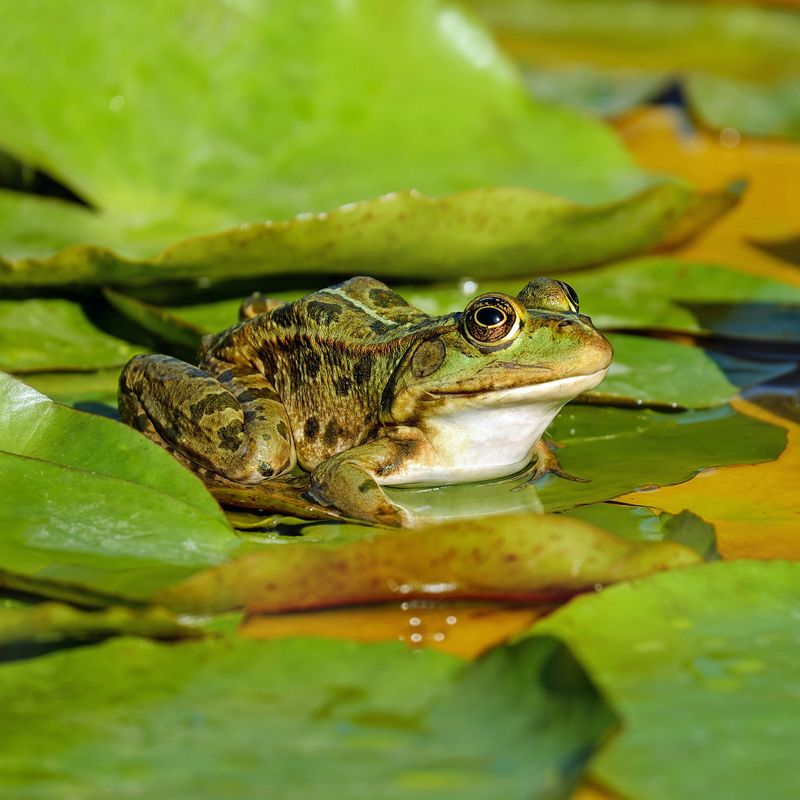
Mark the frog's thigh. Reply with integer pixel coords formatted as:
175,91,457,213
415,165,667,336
308,432,428,527
119,354,294,482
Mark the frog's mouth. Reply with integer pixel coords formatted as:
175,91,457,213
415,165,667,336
425,367,608,406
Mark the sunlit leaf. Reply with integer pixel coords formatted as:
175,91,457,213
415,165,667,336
0,1,733,287
0,298,144,372
0,372,237,597
0,635,614,799
469,0,800,137
155,513,699,614
531,560,800,800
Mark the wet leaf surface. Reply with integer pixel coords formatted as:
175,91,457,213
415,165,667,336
531,560,800,800
0,635,614,800
154,513,699,615
0,372,238,597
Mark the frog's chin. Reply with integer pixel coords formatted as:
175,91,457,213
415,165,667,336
381,367,608,488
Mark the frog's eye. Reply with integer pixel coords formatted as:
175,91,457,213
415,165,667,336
516,278,579,313
462,294,522,349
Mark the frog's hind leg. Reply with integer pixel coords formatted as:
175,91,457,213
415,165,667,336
118,354,295,483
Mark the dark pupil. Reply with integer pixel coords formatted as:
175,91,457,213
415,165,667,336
475,306,505,327
556,280,579,311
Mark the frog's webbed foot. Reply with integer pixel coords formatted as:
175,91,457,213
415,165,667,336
513,438,589,490
307,436,421,527
118,354,295,483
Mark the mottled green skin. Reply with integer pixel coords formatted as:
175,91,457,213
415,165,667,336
119,276,612,525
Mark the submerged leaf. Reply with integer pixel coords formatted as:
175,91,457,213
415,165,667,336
531,560,800,800
0,635,614,800
154,513,699,614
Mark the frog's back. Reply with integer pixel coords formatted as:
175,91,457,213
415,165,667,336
230,278,436,469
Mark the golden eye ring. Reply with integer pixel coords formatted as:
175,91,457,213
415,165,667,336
462,294,523,349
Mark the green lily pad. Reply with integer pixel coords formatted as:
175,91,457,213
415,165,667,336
0,635,614,800
0,298,144,372
563,505,718,561
468,0,800,138
390,403,786,517
0,1,732,287
531,560,800,800
0,372,238,596
20,369,121,411
0,602,200,648
154,513,699,614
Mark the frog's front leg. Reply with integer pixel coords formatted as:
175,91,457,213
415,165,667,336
118,354,295,483
307,429,429,527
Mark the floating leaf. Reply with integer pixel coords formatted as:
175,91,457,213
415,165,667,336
392,402,786,518
0,602,199,648
531,560,800,800
0,372,238,597
469,0,800,138
155,513,699,615
0,183,735,288
0,1,732,287
0,298,144,372
563,505,718,561
20,368,120,410
618,399,800,561
0,635,613,800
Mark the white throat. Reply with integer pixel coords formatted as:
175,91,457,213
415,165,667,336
382,370,607,487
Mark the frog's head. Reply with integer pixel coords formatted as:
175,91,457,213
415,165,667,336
383,278,612,424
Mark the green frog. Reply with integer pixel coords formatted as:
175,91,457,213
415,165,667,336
119,276,612,526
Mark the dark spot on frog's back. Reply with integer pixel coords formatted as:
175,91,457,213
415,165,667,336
217,421,242,452
304,416,320,440
189,391,239,422
324,419,344,447
370,320,389,334
306,300,343,325
368,288,408,309
270,304,295,328
353,357,372,385
334,376,352,397
304,351,322,379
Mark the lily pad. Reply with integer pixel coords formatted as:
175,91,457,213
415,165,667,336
0,372,238,596
468,0,800,138
0,298,144,372
0,1,732,286
155,513,699,615
563,505,718,561
0,602,199,648
531,560,800,800
391,403,787,517
0,634,614,800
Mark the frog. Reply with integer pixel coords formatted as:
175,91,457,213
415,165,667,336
118,276,612,526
